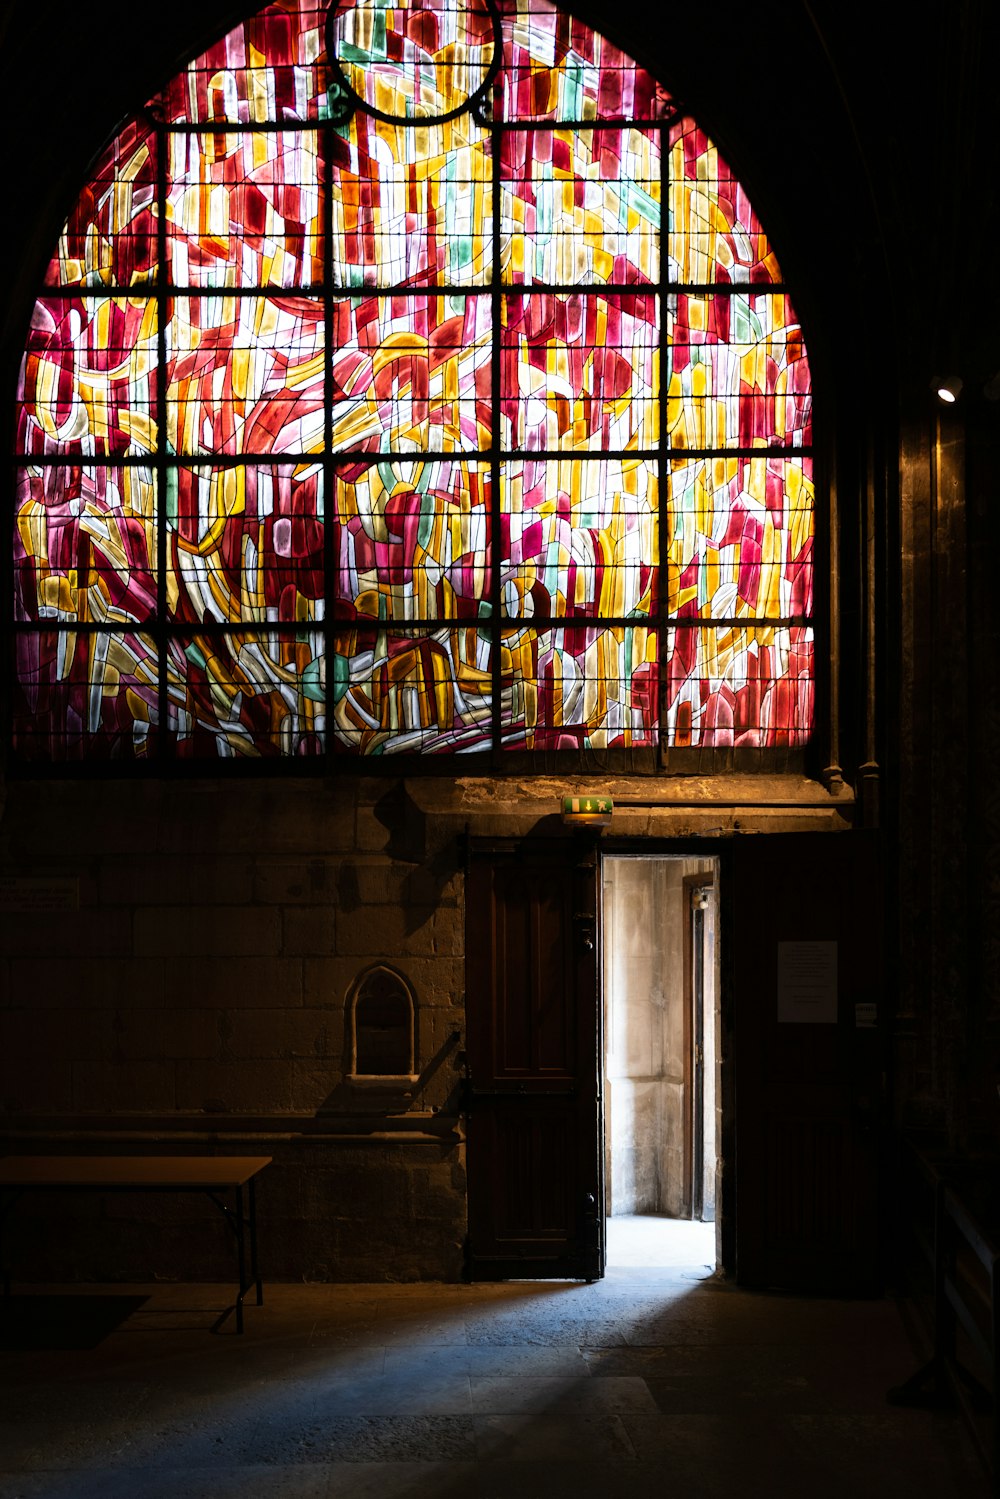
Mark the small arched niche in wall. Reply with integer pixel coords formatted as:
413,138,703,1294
349,964,417,1081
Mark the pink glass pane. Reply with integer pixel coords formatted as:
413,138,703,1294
331,626,493,751
334,460,491,621
166,130,324,289
150,2,330,125
167,631,325,755
44,121,158,290
13,628,161,761
499,458,657,619
165,295,325,455
330,116,493,287
499,623,657,748
331,0,496,120
170,464,324,624
501,293,658,451
667,456,813,619
667,293,811,449
497,0,673,122
668,119,782,285
501,127,661,286
330,295,492,451
16,296,158,458
664,624,813,746
14,465,157,624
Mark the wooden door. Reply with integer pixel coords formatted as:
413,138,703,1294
465,838,603,1280
731,830,883,1294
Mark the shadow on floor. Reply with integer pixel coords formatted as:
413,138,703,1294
0,1292,148,1350
0,1273,989,1499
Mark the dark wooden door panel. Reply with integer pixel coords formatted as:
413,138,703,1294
466,840,602,1281
472,1105,576,1241
491,864,575,1077
732,831,883,1294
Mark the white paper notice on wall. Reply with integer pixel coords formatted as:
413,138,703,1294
777,940,838,1023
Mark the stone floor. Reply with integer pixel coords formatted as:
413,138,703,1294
0,1218,988,1499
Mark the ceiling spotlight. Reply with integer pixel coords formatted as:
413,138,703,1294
935,374,963,404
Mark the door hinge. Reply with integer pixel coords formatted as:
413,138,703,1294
573,912,595,953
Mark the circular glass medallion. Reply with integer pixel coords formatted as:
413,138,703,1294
328,0,497,122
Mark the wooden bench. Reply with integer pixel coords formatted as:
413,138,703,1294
0,1154,271,1333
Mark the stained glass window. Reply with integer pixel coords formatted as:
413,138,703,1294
12,0,814,762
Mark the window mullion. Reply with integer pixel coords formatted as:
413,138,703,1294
490,94,503,760
155,119,169,763
323,114,337,765
658,118,670,769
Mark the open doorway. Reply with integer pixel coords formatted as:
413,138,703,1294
602,855,720,1271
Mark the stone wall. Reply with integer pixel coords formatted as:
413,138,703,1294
0,777,468,1281
0,772,851,1282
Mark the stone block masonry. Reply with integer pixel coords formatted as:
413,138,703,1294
0,778,468,1282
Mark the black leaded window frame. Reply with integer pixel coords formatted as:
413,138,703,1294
9,0,819,776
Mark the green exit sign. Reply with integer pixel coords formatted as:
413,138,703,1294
561,795,614,824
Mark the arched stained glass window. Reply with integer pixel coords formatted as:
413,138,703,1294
12,0,813,764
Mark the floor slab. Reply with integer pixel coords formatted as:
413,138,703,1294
0,1220,989,1499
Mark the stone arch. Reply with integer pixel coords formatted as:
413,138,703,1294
349,962,416,1078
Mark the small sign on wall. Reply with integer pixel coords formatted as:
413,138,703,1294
777,940,838,1023
560,795,613,826
0,876,80,912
